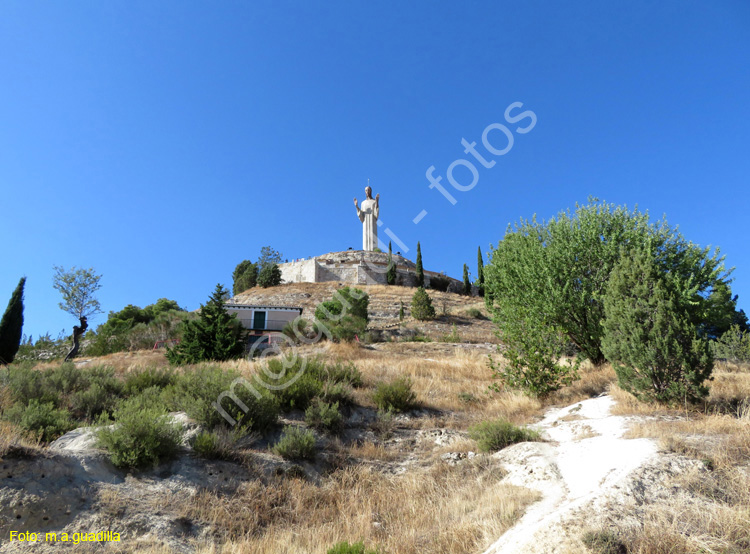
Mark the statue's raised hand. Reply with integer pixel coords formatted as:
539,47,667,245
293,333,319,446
375,193,380,203
353,197,358,207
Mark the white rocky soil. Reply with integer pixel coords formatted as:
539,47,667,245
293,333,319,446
483,395,664,554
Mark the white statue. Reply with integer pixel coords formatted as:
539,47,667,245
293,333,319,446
354,186,380,251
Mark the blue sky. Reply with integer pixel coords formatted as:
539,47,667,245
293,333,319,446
1,1,748,340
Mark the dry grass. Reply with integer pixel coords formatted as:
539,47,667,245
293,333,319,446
0,420,41,458
167,459,538,554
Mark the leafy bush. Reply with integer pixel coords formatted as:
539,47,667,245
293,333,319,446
713,324,750,363
6,400,73,442
97,395,182,469
372,377,416,412
490,325,579,398
307,359,363,387
602,248,714,403
429,275,451,292
69,365,123,420
484,199,732,368
410,288,435,321
315,288,369,342
305,399,343,433
327,541,379,554
191,428,244,461
123,367,176,395
6,365,59,406
468,419,540,452
319,381,354,406
167,365,279,431
273,425,316,460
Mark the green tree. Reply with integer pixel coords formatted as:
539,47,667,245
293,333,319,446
484,200,728,367
386,241,397,285
257,246,283,270
232,260,258,295
415,241,424,288
399,300,405,321
0,277,26,365
601,248,714,404
52,266,103,320
166,284,245,365
257,263,282,288
314,287,369,341
476,246,485,296
463,264,471,295
411,287,435,321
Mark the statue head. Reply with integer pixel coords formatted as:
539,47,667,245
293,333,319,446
365,186,372,199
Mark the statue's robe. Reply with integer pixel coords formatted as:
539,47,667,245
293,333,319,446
357,198,379,251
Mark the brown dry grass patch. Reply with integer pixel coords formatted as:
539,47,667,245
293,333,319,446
0,420,42,458
169,459,538,554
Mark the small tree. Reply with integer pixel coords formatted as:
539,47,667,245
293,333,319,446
399,300,405,321
232,260,258,294
411,287,435,321
463,264,471,295
415,242,424,288
166,284,245,365
257,246,283,270
257,263,282,288
601,249,714,404
386,241,397,285
53,266,102,361
53,266,103,320
0,277,26,365
476,246,485,296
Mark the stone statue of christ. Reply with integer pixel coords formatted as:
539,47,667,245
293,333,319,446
354,186,380,251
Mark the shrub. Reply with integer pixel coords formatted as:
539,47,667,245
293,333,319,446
307,359,363,387
410,288,435,321
468,419,540,452
372,377,416,412
466,307,483,319
581,530,627,554
6,400,73,442
602,248,714,403
97,395,182,469
319,381,354,406
327,542,379,554
429,275,451,292
439,324,461,343
123,367,176,395
713,324,750,363
191,428,243,461
315,288,369,342
273,425,316,460
305,399,343,433
167,365,279,431
7,365,59,406
490,326,579,398
371,408,395,439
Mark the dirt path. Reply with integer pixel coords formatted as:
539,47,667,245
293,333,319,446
483,395,657,554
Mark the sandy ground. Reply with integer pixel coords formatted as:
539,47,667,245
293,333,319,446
483,395,658,554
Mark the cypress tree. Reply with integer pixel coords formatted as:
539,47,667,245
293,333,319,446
399,300,405,321
415,242,424,288
0,277,26,365
386,241,397,285
476,246,485,296
463,264,471,295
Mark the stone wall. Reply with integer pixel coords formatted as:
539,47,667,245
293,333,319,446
277,250,463,291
